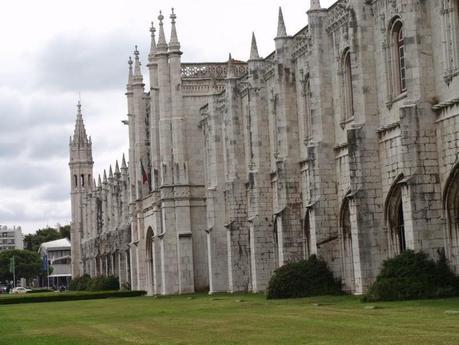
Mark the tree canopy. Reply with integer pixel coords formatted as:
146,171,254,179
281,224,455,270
24,225,70,252
0,249,42,282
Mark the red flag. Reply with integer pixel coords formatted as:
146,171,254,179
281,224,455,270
140,160,149,184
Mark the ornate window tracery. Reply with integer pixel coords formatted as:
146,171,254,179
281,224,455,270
441,0,459,83
390,19,406,96
300,70,312,142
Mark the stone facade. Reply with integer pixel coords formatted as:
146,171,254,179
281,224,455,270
70,0,459,295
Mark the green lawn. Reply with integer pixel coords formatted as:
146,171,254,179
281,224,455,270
1,293,459,345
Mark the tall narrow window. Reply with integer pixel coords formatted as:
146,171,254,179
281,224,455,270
300,70,312,141
74,175,78,188
390,19,407,95
441,0,459,81
342,49,354,121
397,27,407,92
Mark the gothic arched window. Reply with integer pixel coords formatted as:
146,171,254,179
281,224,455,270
390,19,407,95
339,195,354,292
300,70,312,141
385,176,407,256
440,0,459,81
342,48,354,121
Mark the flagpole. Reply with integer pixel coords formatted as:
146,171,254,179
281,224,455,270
12,256,16,288
47,258,49,289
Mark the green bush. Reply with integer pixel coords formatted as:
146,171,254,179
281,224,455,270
0,290,146,305
69,275,119,292
69,274,91,291
266,255,342,299
364,250,459,302
88,276,120,291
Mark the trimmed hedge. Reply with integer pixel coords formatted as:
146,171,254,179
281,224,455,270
364,250,459,302
69,275,120,292
266,255,342,299
0,290,146,305
29,289,54,294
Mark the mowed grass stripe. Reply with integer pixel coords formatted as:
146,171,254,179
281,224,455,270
0,294,458,345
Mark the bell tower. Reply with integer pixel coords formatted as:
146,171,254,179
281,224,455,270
69,101,94,277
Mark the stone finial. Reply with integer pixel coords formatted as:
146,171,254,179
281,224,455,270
97,174,102,187
149,21,157,57
103,169,107,183
134,46,142,76
169,8,181,52
72,100,89,146
226,53,235,79
109,165,113,179
121,153,127,169
277,7,287,38
157,10,168,51
310,0,321,10
115,160,120,174
249,32,260,60
127,56,133,84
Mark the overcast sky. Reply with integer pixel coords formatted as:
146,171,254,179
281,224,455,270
0,0,335,234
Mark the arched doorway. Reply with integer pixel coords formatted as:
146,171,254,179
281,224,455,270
385,175,407,256
145,227,154,294
339,195,354,292
444,164,459,265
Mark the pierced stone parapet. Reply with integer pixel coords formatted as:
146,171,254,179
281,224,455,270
181,62,248,80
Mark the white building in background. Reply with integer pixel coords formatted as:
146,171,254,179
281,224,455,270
0,225,23,251
38,238,72,288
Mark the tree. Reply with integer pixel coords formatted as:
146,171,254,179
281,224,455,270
59,225,71,240
24,225,70,252
0,250,42,283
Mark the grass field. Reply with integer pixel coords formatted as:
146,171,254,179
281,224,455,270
1,293,459,345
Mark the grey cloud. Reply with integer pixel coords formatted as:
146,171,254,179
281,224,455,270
0,160,65,190
39,182,71,202
34,30,148,92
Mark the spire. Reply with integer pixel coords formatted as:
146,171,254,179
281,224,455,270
276,7,287,38
310,0,321,10
149,21,157,58
249,32,260,60
103,170,107,183
169,8,181,52
226,53,235,79
72,101,89,146
121,153,127,169
109,165,113,179
98,174,102,187
93,178,97,190
115,160,120,175
134,46,142,77
157,11,168,52
127,56,133,84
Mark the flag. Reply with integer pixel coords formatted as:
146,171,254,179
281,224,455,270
140,160,149,185
42,255,49,273
9,256,15,273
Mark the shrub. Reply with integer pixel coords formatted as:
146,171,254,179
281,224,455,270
69,274,91,291
88,276,120,291
364,250,459,302
266,255,342,299
0,290,146,305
